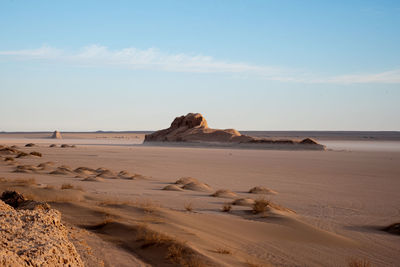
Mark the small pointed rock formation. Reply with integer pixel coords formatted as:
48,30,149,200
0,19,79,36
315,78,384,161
144,113,325,150
51,131,62,139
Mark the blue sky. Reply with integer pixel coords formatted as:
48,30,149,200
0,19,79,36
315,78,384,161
0,0,399,131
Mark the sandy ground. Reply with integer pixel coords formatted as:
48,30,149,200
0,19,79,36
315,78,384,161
1,133,399,266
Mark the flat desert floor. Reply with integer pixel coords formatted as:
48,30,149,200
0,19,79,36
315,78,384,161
0,132,399,266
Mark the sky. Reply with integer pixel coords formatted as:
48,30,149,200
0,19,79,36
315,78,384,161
0,0,399,131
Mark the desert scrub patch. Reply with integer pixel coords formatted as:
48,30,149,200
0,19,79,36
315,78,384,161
252,198,270,214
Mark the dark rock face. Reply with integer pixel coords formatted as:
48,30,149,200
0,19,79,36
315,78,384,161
1,191,25,209
144,113,325,150
0,191,50,211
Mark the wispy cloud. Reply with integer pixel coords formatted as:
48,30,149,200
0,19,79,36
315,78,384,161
0,45,399,84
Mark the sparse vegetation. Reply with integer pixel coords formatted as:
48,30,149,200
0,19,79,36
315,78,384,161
222,204,232,212
347,258,372,267
61,183,74,190
30,151,42,157
61,183,84,191
213,248,232,255
184,202,193,212
136,223,173,248
252,198,270,214
135,224,205,266
136,199,159,213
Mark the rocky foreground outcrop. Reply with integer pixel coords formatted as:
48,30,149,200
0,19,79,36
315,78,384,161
0,195,83,266
144,113,325,150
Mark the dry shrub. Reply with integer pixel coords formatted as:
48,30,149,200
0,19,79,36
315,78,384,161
61,183,74,190
49,144,57,147
135,224,202,266
184,202,193,212
214,248,232,255
252,198,270,214
4,157,14,162
136,224,172,248
348,258,372,267
167,243,205,267
30,151,42,157
136,199,159,213
222,204,232,212
60,183,84,191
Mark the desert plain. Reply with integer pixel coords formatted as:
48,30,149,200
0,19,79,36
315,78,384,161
0,131,399,267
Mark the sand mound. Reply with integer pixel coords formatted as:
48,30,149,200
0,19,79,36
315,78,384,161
16,152,30,158
37,161,55,170
175,177,199,185
249,186,278,195
96,168,116,179
61,144,76,148
30,151,42,157
211,189,238,198
162,184,184,191
118,170,136,179
51,130,62,139
182,181,213,192
82,176,104,182
144,113,325,150
49,144,57,147
232,198,256,206
0,199,83,266
0,146,19,155
25,143,36,147
14,165,38,173
49,165,73,175
74,166,97,176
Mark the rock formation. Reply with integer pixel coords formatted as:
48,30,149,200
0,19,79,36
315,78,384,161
144,113,325,150
0,194,83,266
51,130,62,139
